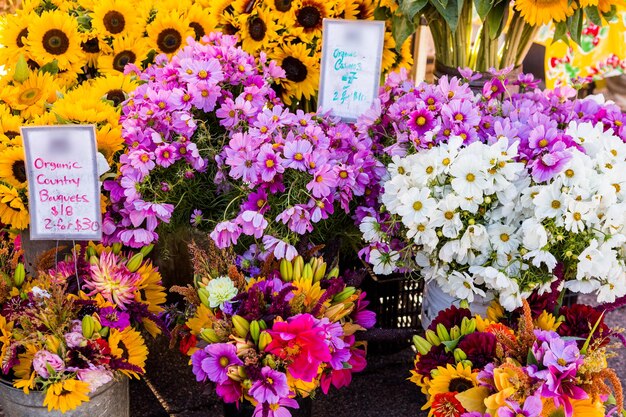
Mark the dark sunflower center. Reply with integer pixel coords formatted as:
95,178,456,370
42,29,70,55
448,377,473,393
282,56,308,83
106,89,126,107
274,0,292,12
297,5,322,29
357,3,372,19
16,28,28,48
12,160,27,183
189,22,204,40
81,37,100,53
248,16,267,41
157,28,182,54
103,10,126,34
27,59,40,70
119,342,130,360
18,87,42,105
223,23,238,36
112,50,136,72
242,0,257,13
4,131,19,139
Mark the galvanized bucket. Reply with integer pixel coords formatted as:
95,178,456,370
0,377,129,417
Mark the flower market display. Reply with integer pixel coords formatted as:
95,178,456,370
357,68,626,311
170,240,375,416
0,237,167,413
410,295,624,417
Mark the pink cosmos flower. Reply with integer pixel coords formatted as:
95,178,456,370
216,378,243,403
262,236,297,261
127,150,155,176
237,210,268,238
189,81,220,112
306,164,338,198
197,343,243,384
211,221,242,249
256,145,284,182
253,397,299,417
155,144,178,168
283,139,312,171
248,366,290,404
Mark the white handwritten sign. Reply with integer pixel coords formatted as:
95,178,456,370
22,125,102,240
318,19,385,123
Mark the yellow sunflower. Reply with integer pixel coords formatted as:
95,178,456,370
378,0,398,13
514,0,575,26
292,277,324,310
344,0,376,20
542,397,604,417
94,124,123,162
534,310,561,331
13,345,37,394
26,11,84,71
52,92,120,127
0,106,24,145
2,71,59,120
0,12,33,66
0,146,28,190
208,0,237,27
0,185,29,230
266,0,298,27
146,12,194,57
186,304,217,336
186,4,218,41
387,35,414,74
136,261,167,315
293,0,332,42
91,0,145,38
270,42,319,105
427,363,478,405
381,31,397,73
0,315,13,367
98,35,151,75
598,0,618,13
109,327,148,378
84,73,138,107
232,0,259,15
43,379,91,413
79,32,113,68
239,8,280,54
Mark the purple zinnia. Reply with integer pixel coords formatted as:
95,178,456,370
99,306,131,330
248,366,290,405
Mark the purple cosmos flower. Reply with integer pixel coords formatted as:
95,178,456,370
283,139,312,170
306,164,338,198
529,143,572,182
191,349,209,382
197,343,242,384
248,366,290,404
262,235,298,261
126,150,156,176
408,106,435,135
498,396,542,417
256,144,284,182
237,210,268,238
252,397,299,417
189,81,220,112
99,306,131,330
210,221,242,249
541,337,582,372
190,209,203,227
178,57,224,84
216,378,243,403
276,206,313,235
241,190,269,214
155,144,178,168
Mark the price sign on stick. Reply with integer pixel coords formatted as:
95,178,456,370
318,19,385,123
22,125,102,241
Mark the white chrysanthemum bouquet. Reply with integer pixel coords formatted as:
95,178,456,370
360,121,626,311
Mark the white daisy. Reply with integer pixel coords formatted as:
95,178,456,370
397,187,436,226
369,248,399,275
450,155,489,200
563,200,592,233
533,179,566,221
406,221,439,250
409,153,440,186
488,223,520,254
359,216,383,243
429,195,463,238
445,271,485,303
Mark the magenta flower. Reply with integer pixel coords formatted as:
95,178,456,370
216,378,243,403
178,57,224,84
252,397,299,417
498,396,542,417
256,144,284,182
190,209,203,227
408,107,435,135
211,221,242,249
283,139,312,170
127,150,155,176
276,206,313,235
189,81,220,112
195,343,242,384
155,144,177,168
306,165,338,198
99,306,131,330
241,190,269,214
529,145,572,182
248,366,290,404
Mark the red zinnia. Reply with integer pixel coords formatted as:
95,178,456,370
431,392,465,417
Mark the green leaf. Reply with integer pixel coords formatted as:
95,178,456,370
392,13,417,52
567,8,583,45
13,54,30,83
486,1,507,39
581,311,605,354
374,5,389,20
429,0,461,31
526,349,539,366
474,0,493,20
400,0,429,20
585,6,602,26
441,339,460,351
40,60,59,75
552,20,569,45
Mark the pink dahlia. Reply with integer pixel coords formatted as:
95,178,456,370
83,251,141,309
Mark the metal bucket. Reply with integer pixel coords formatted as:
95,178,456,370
420,279,490,330
0,377,129,417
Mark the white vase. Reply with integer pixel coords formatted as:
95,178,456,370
420,279,490,330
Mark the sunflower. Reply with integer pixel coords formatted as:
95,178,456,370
0,185,29,230
80,32,113,68
293,0,332,42
381,31,397,73
0,106,24,145
92,0,145,38
0,315,13,367
542,397,604,417
514,0,575,26
2,71,59,120
136,261,167,315
270,42,319,105
186,304,216,336
109,327,148,378
12,345,37,393
0,12,34,66
96,124,124,162
186,4,218,41
26,11,83,71
239,8,279,54
0,146,28,190
292,277,324,310
43,379,91,413
534,310,561,331
98,35,150,75
378,0,398,12
344,0,376,20
387,35,414,74
146,12,194,57
85,73,138,107
208,0,237,27
598,0,617,13
427,363,478,402
267,0,298,26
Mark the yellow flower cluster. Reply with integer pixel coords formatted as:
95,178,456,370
515,0,621,26
210,0,413,106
